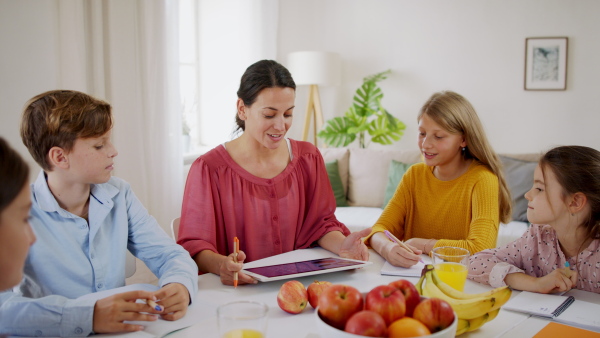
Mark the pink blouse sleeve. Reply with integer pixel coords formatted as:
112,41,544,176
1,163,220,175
467,226,539,287
177,158,221,259
293,149,350,249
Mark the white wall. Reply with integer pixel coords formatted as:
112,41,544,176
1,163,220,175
2,0,599,168
279,0,600,153
0,1,60,178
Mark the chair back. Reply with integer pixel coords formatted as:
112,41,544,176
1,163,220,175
171,217,181,240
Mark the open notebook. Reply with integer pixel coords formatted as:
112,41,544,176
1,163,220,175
504,291,600,332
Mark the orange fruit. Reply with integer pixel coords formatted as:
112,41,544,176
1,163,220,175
388,317,431,337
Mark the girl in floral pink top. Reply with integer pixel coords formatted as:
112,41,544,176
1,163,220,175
469,146,600,294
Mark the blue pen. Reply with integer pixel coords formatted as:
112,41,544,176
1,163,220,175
384,230,425,264
146,299,163,312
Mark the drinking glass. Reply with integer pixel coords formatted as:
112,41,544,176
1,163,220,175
431,246,470,291
217,301,269,338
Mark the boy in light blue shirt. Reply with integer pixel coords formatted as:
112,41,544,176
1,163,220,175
0,90,198,336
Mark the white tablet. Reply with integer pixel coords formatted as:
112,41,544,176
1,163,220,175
240,257,372,282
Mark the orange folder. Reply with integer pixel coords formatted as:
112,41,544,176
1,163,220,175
534,322,600,338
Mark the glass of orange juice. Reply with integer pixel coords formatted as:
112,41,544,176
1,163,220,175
431,246,470,291
217,301,268,338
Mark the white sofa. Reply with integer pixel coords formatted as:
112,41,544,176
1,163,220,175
319,147,540,249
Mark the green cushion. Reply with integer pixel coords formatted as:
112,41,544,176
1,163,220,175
325,160,348,207
382,160,411,208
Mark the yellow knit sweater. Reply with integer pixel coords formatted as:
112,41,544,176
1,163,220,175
368,161,500,254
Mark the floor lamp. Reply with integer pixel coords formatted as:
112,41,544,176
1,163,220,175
287,51,341,146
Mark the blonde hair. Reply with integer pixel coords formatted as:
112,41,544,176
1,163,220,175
418,91,512,223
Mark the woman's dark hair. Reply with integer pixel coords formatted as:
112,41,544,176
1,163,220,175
539,145,600,240
0,137,29,213
235,60,296,132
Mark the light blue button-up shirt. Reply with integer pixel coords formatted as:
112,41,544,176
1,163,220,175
0,171,198,336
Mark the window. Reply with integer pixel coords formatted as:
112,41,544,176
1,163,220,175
178,0,278,161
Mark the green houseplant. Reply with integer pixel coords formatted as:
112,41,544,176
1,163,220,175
317,70,405,148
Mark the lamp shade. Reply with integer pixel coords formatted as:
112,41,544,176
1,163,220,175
287,51,341,86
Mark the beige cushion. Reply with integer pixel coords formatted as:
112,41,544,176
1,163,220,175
347,148,422,207
318,148,350,194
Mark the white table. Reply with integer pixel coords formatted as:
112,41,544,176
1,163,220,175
168,248,539,338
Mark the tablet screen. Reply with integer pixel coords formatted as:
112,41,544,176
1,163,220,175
243,257,365,279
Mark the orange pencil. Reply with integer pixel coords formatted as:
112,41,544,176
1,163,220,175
233,237,239,288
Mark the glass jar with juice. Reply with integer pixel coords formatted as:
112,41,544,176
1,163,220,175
431,246,470,291
218,301,268,338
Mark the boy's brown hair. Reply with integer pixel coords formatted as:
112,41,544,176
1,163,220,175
20,90,113,171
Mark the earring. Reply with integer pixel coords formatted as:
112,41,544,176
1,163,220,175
462,147,466,152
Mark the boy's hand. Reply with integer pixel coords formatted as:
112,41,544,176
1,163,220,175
537,268,578,294
93,290,160,333
154,283,191,321
219,250,256,286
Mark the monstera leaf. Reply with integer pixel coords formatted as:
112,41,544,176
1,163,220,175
318,70,406,148
317,116,357,147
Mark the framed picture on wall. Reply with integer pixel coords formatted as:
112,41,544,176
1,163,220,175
524,37,568,90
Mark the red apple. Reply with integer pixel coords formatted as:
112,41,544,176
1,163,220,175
317,284,364,330
277,280,308,314
365,284,406,326
344,310,388,337
412,297,455,333
389,279,421,317
307,280,333,308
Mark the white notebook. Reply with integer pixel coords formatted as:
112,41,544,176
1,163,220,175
504,291,600,332
503,291,574,318
380,260,426,277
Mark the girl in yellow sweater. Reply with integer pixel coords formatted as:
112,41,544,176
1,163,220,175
367,91,511,267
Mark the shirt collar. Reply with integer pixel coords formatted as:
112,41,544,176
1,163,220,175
32,170,118,214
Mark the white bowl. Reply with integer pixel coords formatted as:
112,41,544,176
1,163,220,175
315,298,458,338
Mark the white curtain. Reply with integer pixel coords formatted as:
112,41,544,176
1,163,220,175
56,0,182,231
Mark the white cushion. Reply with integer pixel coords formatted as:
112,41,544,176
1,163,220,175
335,206,528,249
334,206,383,233
347,148,422,207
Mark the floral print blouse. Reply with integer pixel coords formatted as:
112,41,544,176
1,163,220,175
468,224,600,293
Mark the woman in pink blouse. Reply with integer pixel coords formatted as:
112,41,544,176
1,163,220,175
178,60,370,285
469,146,600,294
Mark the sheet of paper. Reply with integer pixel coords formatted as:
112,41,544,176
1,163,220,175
380,260,426,277
555,299,600,332
77,283,159,302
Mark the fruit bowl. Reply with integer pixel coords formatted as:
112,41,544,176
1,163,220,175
315,297,458,338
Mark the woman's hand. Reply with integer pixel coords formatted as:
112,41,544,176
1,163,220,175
154,283,190,321
381,240,422,268
339,228,371,261
218,250,257,286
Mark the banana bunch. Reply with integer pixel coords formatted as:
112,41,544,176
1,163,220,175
415,264,511,336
